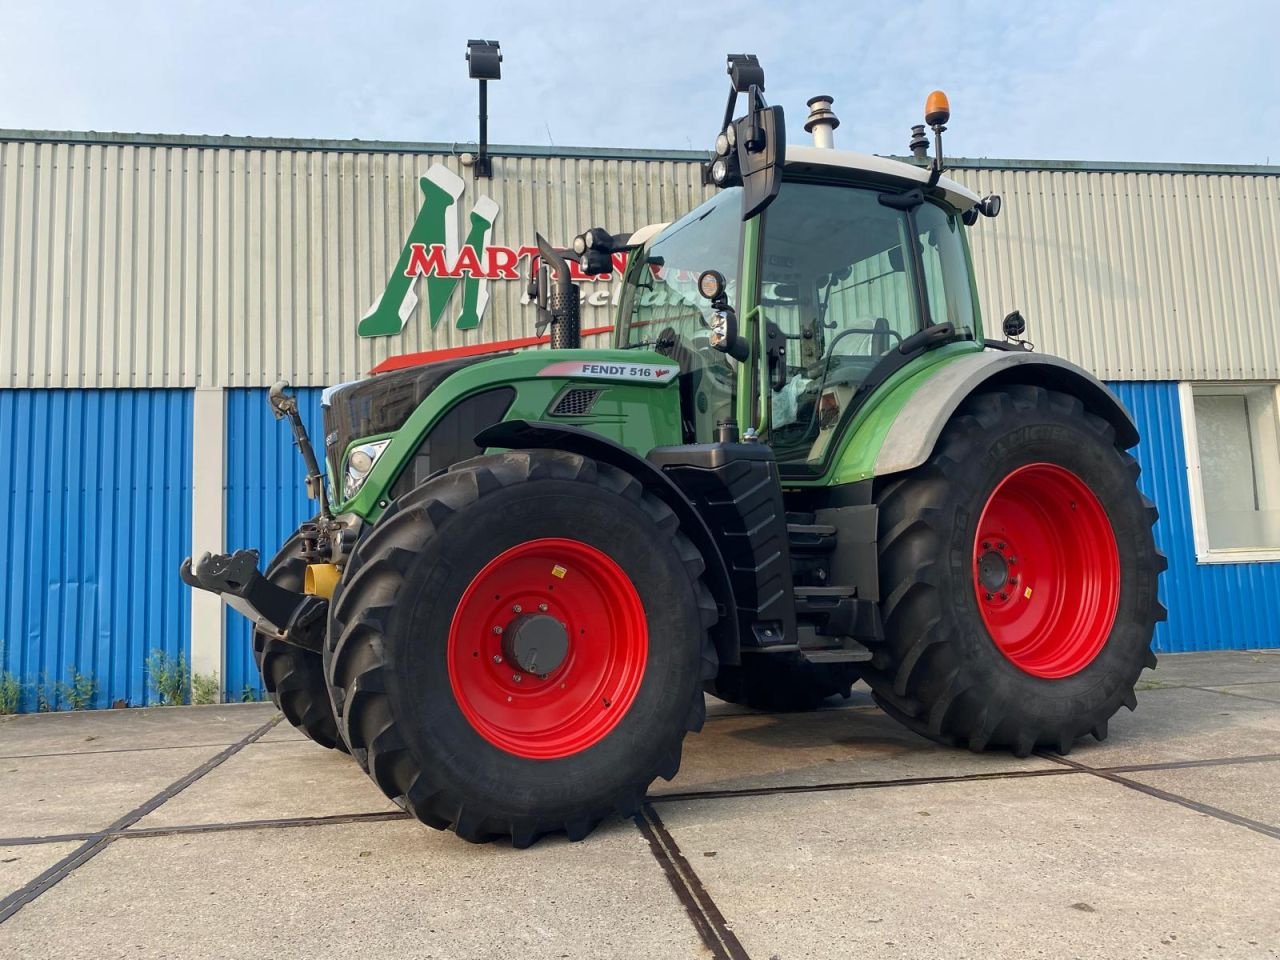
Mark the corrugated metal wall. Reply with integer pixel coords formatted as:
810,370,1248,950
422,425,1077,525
0,389,192,709
0,136,712,389
223,387,325,698
969,169,1280,380
3,132,1276,389
1110,381,1280,652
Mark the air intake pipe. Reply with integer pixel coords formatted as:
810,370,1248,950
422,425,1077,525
804,95,839,149
536,233,581,349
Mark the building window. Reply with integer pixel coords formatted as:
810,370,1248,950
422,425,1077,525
1182,382,1280,562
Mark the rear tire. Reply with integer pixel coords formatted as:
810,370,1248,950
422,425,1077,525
862,386,1166,756
254,528,347,752
325,450,718,846
709,654,858,711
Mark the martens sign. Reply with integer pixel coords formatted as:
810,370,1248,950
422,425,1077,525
359,165,628,339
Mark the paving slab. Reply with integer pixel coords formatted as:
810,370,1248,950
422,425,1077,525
656,698,1058,798
1141,651,1280,688
658,775,1280,960
0,841,85,899
132,739,396,829
0,703,278,758
1067,684,1280,767
1,819,704,960
1125,760,1280,830
0,746,230,839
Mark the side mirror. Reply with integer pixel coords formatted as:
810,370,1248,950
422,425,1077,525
735,102,785,220
698,270,750,361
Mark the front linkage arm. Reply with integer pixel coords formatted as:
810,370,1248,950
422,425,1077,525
180,549,328,653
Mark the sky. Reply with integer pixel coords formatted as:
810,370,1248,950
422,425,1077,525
1,0,1276,165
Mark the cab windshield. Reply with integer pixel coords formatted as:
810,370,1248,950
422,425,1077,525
618,187,743,442
761,180,977,467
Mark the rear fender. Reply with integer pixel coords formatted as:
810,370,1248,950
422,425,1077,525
475,420,741,666
874,352,1139,478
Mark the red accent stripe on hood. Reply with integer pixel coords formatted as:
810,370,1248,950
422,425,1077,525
370,325,616,374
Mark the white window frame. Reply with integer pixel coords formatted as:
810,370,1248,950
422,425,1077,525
1179,381,1280,564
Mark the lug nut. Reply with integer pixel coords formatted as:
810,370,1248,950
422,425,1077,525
512,604,522,613
982,541,990,550
492,625,503,635
997,542,1006,551
512,674,522,683
538,603,548,612
999,592,1008,601
985,592,993,601
492,654,503,664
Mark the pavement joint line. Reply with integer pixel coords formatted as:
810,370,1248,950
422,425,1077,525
1034,751,1280,842
647,751,1280,805
3,751,1278,850
1183,684,1280,705
650,763,1080,804
0,739,298,761
116,810,413,839
0,713,282,925
634,804,751,960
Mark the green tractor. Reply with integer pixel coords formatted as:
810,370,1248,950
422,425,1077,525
182,56,1164,846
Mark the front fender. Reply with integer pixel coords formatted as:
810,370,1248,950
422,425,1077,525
874,351,1139,478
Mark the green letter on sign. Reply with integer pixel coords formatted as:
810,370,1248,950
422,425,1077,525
358,165,499,337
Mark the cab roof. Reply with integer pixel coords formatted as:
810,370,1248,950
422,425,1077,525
784,145,981,211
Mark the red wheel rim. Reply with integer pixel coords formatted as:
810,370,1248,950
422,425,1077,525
973,463,1120,679
447,538,648,759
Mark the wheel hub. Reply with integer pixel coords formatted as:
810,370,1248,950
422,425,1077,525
502,613,569,675
976,549,1010,593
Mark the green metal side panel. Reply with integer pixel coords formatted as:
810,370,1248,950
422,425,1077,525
338,349,682,521
795,341,984,487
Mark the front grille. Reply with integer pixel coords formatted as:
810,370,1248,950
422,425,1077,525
550,388,601,417
322,354,508,476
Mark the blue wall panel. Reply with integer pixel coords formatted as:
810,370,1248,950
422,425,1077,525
1109,382,1280,653
224,388,325,698
0,390,193,710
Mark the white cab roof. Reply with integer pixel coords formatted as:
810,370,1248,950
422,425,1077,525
784,145,981,210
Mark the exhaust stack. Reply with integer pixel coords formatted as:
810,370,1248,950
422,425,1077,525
804,95,839,149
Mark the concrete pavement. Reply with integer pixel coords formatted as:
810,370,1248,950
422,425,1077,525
1,650,1277,959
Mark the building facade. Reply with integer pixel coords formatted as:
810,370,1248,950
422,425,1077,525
1,130,1277,709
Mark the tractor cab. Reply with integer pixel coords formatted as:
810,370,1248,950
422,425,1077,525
614,63,995,478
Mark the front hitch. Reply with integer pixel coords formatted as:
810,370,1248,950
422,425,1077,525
180,550,328,653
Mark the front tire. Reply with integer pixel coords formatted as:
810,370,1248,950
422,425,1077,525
254,528,347,752
862,386,1166,756
325,450,718,846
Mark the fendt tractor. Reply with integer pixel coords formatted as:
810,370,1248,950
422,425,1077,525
183,56,1165,847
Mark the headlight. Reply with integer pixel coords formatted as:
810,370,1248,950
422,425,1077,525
343,439,391,500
